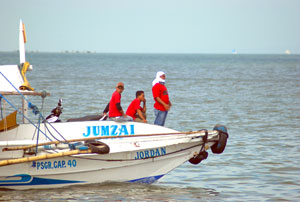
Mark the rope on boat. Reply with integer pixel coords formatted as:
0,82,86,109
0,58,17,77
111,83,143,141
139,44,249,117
0,137,212,167
0,96,3,120
41,116,69,142
35,113,42,155
0,72,35,108
0,72,69,146
0,92,51,142
0,131,215,167
0,93,53,141
0,96,6,129
74,142,210,162
2,130,210,152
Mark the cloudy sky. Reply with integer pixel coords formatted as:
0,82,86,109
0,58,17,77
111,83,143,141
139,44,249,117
1,0,299,54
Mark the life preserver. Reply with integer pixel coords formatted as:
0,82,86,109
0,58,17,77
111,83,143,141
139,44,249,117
86,141,110,154
189,151,208,165
211,124,228,154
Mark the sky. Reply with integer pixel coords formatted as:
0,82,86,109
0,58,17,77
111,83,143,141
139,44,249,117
0,0,300,54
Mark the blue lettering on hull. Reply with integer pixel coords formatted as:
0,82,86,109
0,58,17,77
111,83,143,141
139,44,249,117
33,160,77,170
83,124,135,137
134,147,167,160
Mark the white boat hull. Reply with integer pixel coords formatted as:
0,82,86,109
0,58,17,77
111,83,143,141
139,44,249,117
0,143,206,190
0,121,220,190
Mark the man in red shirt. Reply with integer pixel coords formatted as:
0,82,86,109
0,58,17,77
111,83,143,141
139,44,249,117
152,71,171,126
126,91,147,123
103,82,132,122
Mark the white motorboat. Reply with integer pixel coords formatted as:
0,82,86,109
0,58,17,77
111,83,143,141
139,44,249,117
0,20,228,190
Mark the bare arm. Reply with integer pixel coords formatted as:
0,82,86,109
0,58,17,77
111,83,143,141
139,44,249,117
141,98,146,113
116,103,125,116
103,102,109,115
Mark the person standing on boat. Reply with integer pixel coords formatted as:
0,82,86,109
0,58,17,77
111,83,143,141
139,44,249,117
126,91,147,123
152,71,171,126
103,82,132,122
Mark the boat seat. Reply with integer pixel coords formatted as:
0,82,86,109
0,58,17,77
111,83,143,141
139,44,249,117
0,111,19,132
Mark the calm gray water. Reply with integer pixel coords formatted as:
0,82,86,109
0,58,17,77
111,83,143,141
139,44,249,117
1,52,300,201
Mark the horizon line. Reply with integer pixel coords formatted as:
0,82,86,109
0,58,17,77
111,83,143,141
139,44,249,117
0,50,299,55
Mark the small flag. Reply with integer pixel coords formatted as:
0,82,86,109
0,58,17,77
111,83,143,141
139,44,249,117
22,23,27,43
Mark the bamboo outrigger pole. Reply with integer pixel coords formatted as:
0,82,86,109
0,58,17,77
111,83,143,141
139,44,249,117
0,149,92,167
2,130,206,152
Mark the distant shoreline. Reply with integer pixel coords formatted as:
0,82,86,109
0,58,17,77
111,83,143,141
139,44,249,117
0,51,299,56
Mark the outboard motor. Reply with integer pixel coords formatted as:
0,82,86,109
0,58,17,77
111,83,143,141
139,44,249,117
46,99,63,123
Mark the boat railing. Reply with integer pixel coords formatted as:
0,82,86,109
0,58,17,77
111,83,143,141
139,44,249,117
0,71,71,148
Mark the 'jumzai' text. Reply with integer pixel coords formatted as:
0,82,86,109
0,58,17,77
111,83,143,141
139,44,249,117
83,124,135,137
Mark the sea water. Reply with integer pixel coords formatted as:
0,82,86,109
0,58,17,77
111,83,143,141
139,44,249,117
0,52,299,201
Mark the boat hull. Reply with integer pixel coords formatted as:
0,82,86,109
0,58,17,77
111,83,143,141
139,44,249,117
0,121,219,190
0,141,214,190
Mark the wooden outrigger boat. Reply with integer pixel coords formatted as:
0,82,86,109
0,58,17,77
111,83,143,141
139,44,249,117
0,20,228,190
